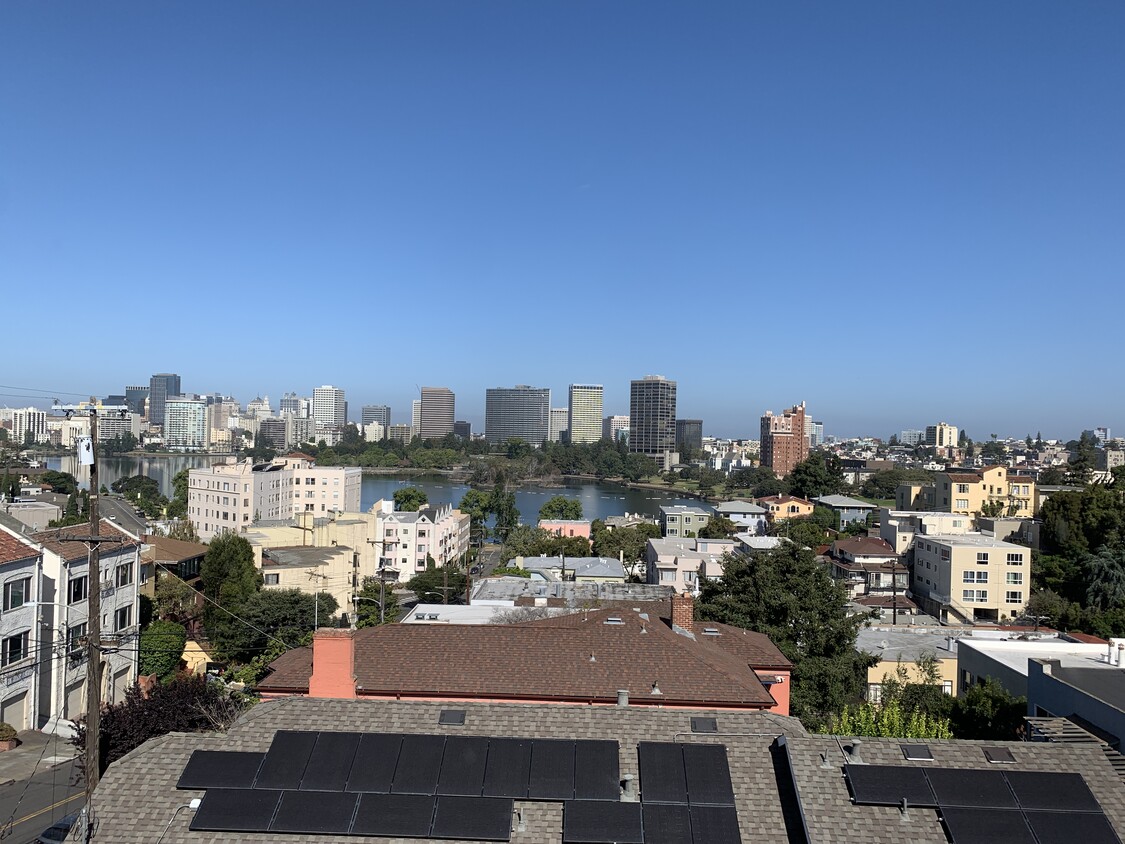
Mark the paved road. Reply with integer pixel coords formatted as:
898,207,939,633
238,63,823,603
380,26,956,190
475,547,502,576
0,760,84,844
96,495,148,536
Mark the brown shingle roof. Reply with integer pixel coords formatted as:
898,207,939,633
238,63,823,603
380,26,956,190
0,527,39,565
142,534,207,563
830,536,897,558
260,615,777,708
32,520,139,562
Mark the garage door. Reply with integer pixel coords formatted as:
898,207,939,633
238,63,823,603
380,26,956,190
66,681,85,720
1,692,27,731
111,668,131,704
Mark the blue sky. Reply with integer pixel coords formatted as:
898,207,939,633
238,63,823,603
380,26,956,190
2,1,1122,440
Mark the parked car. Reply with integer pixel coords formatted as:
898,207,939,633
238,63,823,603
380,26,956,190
37,811,80,843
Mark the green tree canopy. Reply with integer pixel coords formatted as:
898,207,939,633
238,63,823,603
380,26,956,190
213,588,337,663
697,544,872,725
538,495,583,521
407,561,466,604
393,487,429,512
199,533,261,642
697,515,738,539
950,677,1026,740
787,452,847,500
138,620,188,683
591,522,660,563
354,577,400,628
41,470,79,495
458,489,492,545
1039,485,1125,558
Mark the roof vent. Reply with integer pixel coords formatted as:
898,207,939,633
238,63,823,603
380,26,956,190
414,613,425,620
650,681,662,696
690,717,718,734
604,617,624,625
900,744,933,761
438,709,466,726
983,746,1015,764
702,627,720,636
427,613,439,621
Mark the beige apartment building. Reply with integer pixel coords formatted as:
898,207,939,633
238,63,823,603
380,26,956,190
896,466,1036,519
910,533,1029,624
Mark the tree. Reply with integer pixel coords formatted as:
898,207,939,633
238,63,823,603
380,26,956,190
698,515,738,539
458,489,491,546
787,452,846,500
830,698,952,739
74,675,247,776
138,620,188,683
407,561,466,604
490,486,519,542
1039,485,1125,559
1038,466,1067,485
154,575,200,624
163,519,201,543
1066,432,1099,484
213,588,337,664
41,470,79,495
539,496,583,521
505,438,532,459
393,487,428,512
1085,545,1125,612
950,677,1026,740
697,545,872,725
591,522,660,564
199,533,261,641
354,577,400,628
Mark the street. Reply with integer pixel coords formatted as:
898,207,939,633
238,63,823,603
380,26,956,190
0,760,84,844
97,495,148,537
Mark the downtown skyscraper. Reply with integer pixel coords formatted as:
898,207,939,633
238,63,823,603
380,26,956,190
312,385,347,428
419,387,455,440
148,373,181,428
485,386,551,445
567,384,604,444
629,375,677,459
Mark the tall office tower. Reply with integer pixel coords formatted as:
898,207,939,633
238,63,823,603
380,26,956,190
148,373,181,428
312,385,346,428
361,405,391,427
567,384,604,444
629,376,677,457
164,397,209,451
453,420,471,439
484,386,551,445
280,392,307,417
411,401,421,438
603,415,630,443
124,385,149,416
925,422,958,448
257,418,288,451
804,417,824,449
675,419,703,454
549,408,569,443
900,429,924,446
760,402,808,477
246,396,272,417
419,387,455,440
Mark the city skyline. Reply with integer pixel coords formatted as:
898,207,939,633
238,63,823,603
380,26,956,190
2,3,1122,437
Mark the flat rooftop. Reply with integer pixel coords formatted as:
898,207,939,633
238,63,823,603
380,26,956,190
959,638,1114,675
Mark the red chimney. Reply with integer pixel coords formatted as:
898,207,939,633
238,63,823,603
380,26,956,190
671,592,695,634
309,628,357,699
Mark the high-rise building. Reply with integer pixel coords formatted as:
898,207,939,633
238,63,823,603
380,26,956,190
567,384,604,445
675,419,703,454
280,392,309,418
312,386,346,428
419,387,455,440
485,386,551,445
246,396,272,417
603,415,630,443
164,397,208,451
411,400,421,439
900,429,924,446
549,408,569,443
804,418,824,449
124,385,149,416
362,405,391,427
629,376,677,458
148,373,181,428
925,422,958,449
453,420,471,439
760,402,808,477
257,418,288,451
10,407,48,444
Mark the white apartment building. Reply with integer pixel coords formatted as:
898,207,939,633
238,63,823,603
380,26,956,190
603,415,630,443
10,407,48,445
164,397,209,451
33,521,140,733
568,385,604,444
372,499,471,579
879,509,973,555
645,537,735,595
0,526,44,730
187,455,361,541
926,422,959,448
312,386,346,428
96,411,142,442
910,533,1029,624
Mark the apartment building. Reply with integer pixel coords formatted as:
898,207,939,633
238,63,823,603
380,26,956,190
936,466,1037,518
759,402,808,476
0,526,43,730
602,415,629,443
659,504,713,537
312,385,346,428
164,397,209,451
548,408,568,443
187,455,361,542
755,494,814,521
567,384,603,444
910,533,1029,623
822,536,909,607
372,499,471,579
418,387,455,440
879,509,973,555
629,376,677,462
925,422,958,448
645,536,735,595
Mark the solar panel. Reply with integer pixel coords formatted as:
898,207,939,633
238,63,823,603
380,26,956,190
642,803,693,844
431,795,514,841
690,717,718,734
436,736,489,796
941,807,1035,844
351,793,436,838
439,709,466,726
574,740,620,801
176,750,264,790
392,734,447,795
254,730,319,790
483,738,532,798
639,742,688,805
346,732,403,793
189,788,281,832
1023,810,1122,844
688,805,742,844
562,800,644,843
845,764,936,807
301,731,361,792
1004,771,1101,812
926,767,1017,809
682,744,735,807
270,790,359,834
529,739,576,800
900,744,933,761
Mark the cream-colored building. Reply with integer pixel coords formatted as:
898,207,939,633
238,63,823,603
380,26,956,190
879,509,973,555
857,627,960,701
925,422,958,448
936,467,1036,518
910,533,1029,624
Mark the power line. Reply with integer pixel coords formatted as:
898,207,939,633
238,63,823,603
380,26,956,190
0,384,92,398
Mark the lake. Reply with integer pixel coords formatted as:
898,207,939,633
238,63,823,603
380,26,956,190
47,455,708,525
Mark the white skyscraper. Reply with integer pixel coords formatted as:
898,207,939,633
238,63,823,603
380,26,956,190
549,408,569,443
567,384,604,445
312,386,346,428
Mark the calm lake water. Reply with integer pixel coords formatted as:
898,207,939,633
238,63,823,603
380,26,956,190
48,455,707,525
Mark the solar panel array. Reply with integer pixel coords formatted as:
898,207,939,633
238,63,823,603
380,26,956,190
845,764,1121,844
180,730,621,841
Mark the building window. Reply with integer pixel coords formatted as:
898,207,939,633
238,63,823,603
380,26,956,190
114,606,132,632
1006,572,1024,585
69,576,88,605
115,563,133,588
1005,590,1023,604
1,631,29,666
962,590,987,603
942,681,953,695
3,578,30,611
963,571,987,584
660,570,676,582
955,499,969,510
1006,553,1023,565
67,622,87,653
956,484,969,494
264,574,279,585
976,552,989,565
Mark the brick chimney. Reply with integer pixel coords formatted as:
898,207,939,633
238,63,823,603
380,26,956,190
670,592,695,634
309,628,357,699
